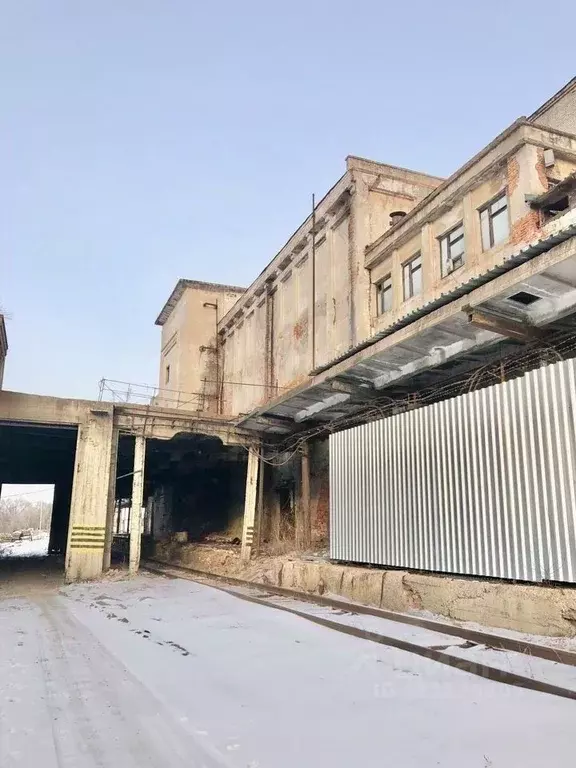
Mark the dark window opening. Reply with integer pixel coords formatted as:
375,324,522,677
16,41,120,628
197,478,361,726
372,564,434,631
508,291,541,306
376,274,393,315
165,364,170,385
480,193,509,251
440,223,465,276
403,254,422,300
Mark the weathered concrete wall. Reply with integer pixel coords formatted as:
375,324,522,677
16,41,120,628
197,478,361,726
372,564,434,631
154,544,576,637
349,157,441,347
219,159,442,416
66,408,114,581
156,281,245,412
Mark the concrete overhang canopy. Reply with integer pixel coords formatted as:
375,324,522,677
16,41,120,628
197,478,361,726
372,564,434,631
155,279,246,327
238,220,576,435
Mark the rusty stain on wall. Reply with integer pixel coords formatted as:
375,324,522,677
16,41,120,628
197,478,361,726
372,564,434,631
293,317,308,341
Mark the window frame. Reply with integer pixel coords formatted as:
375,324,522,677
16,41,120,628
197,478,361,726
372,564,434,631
479,192,510,251
439,221,465,277
375,274,393,315
402,253,422,300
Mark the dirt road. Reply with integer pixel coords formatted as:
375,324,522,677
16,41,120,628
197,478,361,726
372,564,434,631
1,571,574,767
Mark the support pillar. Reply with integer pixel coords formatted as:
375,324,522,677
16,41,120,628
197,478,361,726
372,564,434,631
253,455,265,554
65,408,114,582
129,435,146,574
241,446,259,561
102,427,119,572
296,442,311,550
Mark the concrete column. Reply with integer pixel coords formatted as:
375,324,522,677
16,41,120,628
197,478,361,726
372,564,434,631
253,457,265,554
296,442,311,550
102,427,120,572
65,409,114,582
241,446,259,561
129,435,146,574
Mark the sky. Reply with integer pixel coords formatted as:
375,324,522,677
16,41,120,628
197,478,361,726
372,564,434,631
1,484,54,503
1,0,576,401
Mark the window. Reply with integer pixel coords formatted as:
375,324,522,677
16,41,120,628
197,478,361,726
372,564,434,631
376,275,393,315
165,364,170,384
480,193,509,250
403,254,422,300
440,223,465,276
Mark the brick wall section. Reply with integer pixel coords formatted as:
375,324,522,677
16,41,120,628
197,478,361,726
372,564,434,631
507,156,520,195
511,210,542,244
507,151,545,245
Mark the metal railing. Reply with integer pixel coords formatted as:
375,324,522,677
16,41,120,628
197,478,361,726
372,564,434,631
98,378,205,410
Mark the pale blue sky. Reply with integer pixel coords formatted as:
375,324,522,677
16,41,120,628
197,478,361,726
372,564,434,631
2,1,575,400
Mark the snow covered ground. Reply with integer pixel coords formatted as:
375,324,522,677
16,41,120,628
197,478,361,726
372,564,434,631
1,572,575,767
0,533,49,558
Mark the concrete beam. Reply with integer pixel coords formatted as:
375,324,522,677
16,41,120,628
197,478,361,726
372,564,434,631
466,308,544,341
129,435,146,574
0,390,112,426
294,393,351,422
372,330,500,390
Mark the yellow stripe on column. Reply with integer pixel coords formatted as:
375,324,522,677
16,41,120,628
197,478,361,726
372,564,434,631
71,526,105,531
70,523,106,550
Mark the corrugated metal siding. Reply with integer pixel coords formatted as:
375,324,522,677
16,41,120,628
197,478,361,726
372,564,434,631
330,357,576,583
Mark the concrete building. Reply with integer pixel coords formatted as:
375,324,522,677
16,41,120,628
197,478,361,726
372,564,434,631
157,79,576,431
4,77,576,588
151,76,576,566
229,79,576,436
